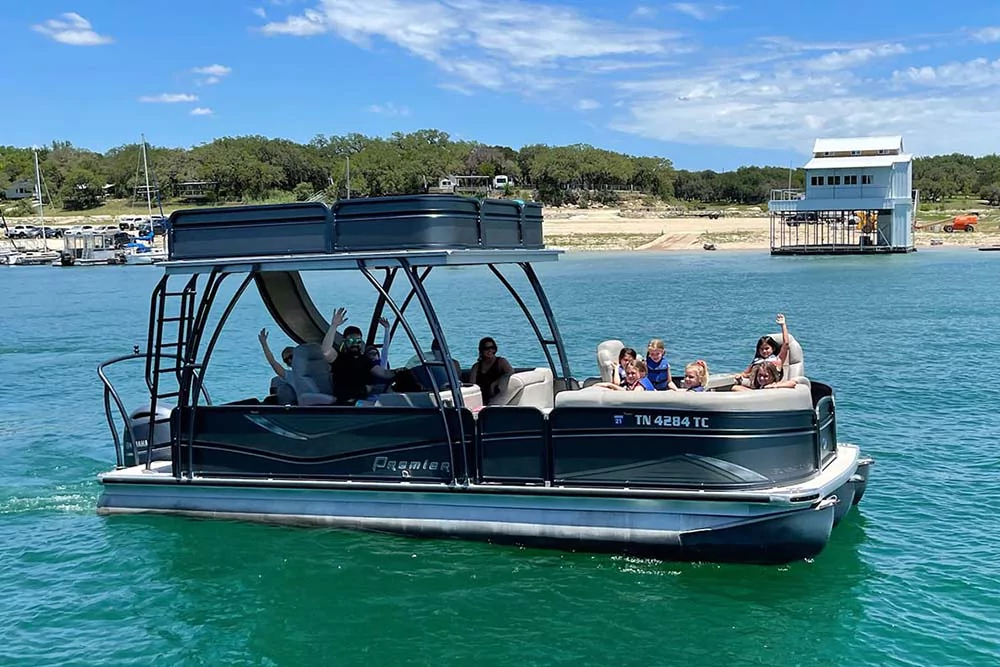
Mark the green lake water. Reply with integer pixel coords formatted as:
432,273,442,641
1,249,998,666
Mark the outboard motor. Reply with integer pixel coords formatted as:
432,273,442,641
123,404,174,466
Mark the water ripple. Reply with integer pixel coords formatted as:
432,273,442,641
2,252,1000,665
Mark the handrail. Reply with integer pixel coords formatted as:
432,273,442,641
98,351,212,469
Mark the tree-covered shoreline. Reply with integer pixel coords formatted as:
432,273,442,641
1,130,995,213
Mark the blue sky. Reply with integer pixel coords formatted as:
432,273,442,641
7,1,1000,170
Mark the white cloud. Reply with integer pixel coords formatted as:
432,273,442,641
252,7,268,18
256,0,1000,157
139,93,199,103
366,102,411,116
892,57,1000,88
669,3,734,21
193,64,232,77
192,64,232,85
805,43,908,71
190,107,214,116
262,0,679,70
972,27,1000,43
32,12,113,46
261,8,329,35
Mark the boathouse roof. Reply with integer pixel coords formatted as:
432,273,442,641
812,135,904,155
803,154,912,170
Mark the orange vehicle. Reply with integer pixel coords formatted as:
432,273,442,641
945,213,978,232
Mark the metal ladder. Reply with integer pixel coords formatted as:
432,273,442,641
142,276,199,467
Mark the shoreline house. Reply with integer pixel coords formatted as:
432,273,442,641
768,136,917,255
4,179,34,200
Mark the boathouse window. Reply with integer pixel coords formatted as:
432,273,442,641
861,175,873,185
845,175,858,185
810,176,822,186
829,175,841,185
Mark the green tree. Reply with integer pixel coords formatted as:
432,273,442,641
58,167,103,210
293,182,314,201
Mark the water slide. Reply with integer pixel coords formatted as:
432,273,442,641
254,271,330,344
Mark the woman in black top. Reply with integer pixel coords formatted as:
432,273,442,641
469,337,514,402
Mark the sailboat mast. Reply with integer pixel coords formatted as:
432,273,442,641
34,149,47,249
141,134,153,218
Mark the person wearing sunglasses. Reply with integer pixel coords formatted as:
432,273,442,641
469,337,514,401
322,308,396,405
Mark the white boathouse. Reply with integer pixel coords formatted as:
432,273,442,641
768,136,917,254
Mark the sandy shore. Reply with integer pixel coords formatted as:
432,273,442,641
7,208,998,252
542,208,1000,251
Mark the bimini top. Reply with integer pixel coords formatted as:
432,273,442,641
163,195,555,274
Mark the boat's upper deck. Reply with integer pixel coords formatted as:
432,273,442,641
164,195,555,274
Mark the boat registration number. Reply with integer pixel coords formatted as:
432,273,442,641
616,414,710,429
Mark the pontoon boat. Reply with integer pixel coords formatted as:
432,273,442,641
96,196,872,564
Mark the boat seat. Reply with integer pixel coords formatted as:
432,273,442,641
596,339,625,383
288,343,334,406
375,384,483,410
489,367,554,409
269,375,297,405
554,379,813,412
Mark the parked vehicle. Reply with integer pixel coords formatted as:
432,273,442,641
138,220,167,237
117,215,148,231
785,212,818,226
65,225,95,236
10,225,39,238
944,213,978,233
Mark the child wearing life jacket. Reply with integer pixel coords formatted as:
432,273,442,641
645,339,673,391
679,360,709,392
598,359,654,391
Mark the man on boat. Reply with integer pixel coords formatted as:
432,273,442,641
322,308,395,405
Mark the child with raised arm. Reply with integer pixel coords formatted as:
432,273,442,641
258,328,293,379
736,313,791,386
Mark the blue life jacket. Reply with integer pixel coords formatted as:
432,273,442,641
645,356,671,391
638,377,655,391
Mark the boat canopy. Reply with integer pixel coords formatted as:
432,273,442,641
162,195,554,275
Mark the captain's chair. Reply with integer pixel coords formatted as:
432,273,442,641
596,339,625,383
288,343,335,406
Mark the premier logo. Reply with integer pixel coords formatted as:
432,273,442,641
373,456,451,473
